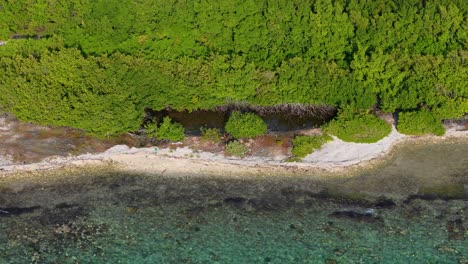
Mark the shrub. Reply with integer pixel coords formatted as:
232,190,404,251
200,127,222,143
324,112,391,143
157,117,185,141
224,141,248,158
291,134,333,158
144,119,159,139
225,111,267,139
397,110,445,136
145,116,185,142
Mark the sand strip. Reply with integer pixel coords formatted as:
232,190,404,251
1,125,467,177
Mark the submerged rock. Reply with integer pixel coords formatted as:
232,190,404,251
223,197,247,208
374,197,396,209
39,203,87,225
405,184,468,202
447,219,465,241
0,206,41,216
55,203,79,209
247,198,281,211
313,189,375,207
329,208,382,223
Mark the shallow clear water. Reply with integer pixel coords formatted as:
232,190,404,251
0,140,467,263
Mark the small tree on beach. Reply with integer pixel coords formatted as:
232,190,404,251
225,111,267,139
144,116,185,142
224,140,248,158
324,111,391,143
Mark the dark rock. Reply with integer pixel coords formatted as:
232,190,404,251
447,219,465,241
247,198,279,211
404,194,433,203
374,197,396,209
405,184,467,203
329,209,382,223
109,183,121,190
311,189,374,207
224,197,247,208
55,203,79,209
0,206,41,216
185,206,207,216
38,204,87,225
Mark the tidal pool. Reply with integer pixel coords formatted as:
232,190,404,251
0,140,467,263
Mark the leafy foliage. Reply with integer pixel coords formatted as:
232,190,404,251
324,112,391,143
291,134,333,158
225,112,267,139
0,49,143,137
224,141,248,158
397,110,445,136
155,117,185,142
143,120,159,140
0,0,466,138
200,127,222,143
145,117,185,142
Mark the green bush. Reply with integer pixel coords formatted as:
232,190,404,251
143,119,159,139
225,111,267,139
324,112,391,143
145,117,185,142
200,127,222,143
397,110,445,136
291,134,333,158
224,141,248,158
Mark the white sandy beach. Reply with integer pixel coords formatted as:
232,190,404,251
1,123,467,177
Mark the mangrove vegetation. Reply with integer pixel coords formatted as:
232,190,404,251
0,0,466,139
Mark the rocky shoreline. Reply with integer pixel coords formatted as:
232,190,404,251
1,121,467,179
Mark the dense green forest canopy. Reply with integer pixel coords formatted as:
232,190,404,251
0,0,466,136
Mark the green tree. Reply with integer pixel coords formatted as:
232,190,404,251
397,110,445,136
225,111,267,139
307,0,354,63
324,111,391,143
155,117,185,142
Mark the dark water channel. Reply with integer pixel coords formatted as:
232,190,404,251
0,140,467,263
166,110,332,135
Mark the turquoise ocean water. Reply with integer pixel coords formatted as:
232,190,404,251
0,140,467,263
